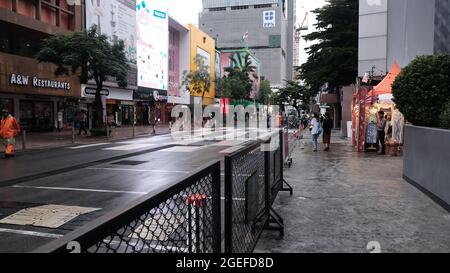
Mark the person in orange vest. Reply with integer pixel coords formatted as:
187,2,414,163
0,109,21,158
277,112,282,128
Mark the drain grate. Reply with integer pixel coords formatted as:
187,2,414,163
113,160,147,166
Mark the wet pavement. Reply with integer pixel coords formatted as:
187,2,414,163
0,128,253,252
255,132,450,253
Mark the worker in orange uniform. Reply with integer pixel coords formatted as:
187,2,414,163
0,109,21,158
277,112,282,128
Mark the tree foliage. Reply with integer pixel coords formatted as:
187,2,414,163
216,53,256,100
297,0,358,94
257,80,273,105
274,81,311,113
36,26,129,127
392,54,450,128
182,54,211,100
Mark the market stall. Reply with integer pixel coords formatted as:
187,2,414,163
353,62,405,155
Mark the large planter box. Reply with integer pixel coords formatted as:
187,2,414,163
404,125,450,210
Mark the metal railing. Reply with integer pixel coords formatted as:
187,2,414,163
33,161,221,253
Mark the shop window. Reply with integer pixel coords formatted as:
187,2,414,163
0,99,14,114
19,100,54,132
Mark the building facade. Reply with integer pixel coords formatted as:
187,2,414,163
0,0,82,132
358,0,450,78
199,0,295,89
189,24,216,106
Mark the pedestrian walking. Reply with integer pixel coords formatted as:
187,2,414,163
78,110,88,136
322,112,334,152
377,111,387,155
310,113,321,152
0,109,21,158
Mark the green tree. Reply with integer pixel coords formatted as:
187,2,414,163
257,80,273,105
36,26,129,128
297,0,358,95
275,81,310,114
216,53,256,100
182,54,211,100
392,54,450,128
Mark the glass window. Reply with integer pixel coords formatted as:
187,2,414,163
0,98,13,114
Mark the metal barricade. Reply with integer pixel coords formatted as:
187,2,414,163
33,161,221,253
225,129,293,253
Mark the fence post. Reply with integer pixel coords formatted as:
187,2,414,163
21,130,26,150
224,156,233,253
280,128,293,196
211,163,222,253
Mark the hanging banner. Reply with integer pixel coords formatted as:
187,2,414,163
85,0,137,64
136,0,169,92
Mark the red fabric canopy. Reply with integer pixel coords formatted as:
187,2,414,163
371,62,401,96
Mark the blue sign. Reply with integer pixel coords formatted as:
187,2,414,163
153,10,166,19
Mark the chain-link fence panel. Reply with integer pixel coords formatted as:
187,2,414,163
225,142,267,253
34,161,221,253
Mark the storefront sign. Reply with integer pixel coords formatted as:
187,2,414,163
9,74,71,90
84,87,110,97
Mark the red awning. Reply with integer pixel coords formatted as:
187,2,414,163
371,62,401,96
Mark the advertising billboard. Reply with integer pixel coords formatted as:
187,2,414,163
85,0,137,64
136,0,169,92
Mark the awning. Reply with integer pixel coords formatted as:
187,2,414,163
370,62,401,96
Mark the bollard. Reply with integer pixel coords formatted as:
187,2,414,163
132,122,135,138
186,194,207,253
106,124,110,139
21,130,26,151
72,123,75,144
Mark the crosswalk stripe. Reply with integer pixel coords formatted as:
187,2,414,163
67,143,109,149
103,144,156,151
0,228,63,239
12,185,148,195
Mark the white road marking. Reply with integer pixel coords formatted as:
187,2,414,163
12,185,148,195
67,143,109,149
87,167,190,174
0,228,63,239
160,146,203,153
0,205,100,229
213,140,246,146
219,145,246,154
103,144,156,151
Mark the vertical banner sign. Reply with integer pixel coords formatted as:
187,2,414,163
85,0,137,64
136,0,169,91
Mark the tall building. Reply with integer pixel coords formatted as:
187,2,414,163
199,0,295,89
0,1,82,132
358,0,450,78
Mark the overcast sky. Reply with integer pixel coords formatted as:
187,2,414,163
168,0,328,65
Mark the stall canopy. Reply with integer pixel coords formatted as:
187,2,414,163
371,61,401,96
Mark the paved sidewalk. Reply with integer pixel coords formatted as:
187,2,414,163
13,125,171,151
256,132,450,253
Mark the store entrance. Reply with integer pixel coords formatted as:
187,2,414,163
20,100,54,132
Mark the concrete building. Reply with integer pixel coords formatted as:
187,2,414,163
358,0,450,78
0,0,82,132
199,0,295,89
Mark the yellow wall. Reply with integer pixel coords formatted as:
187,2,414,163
188,24,215,105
